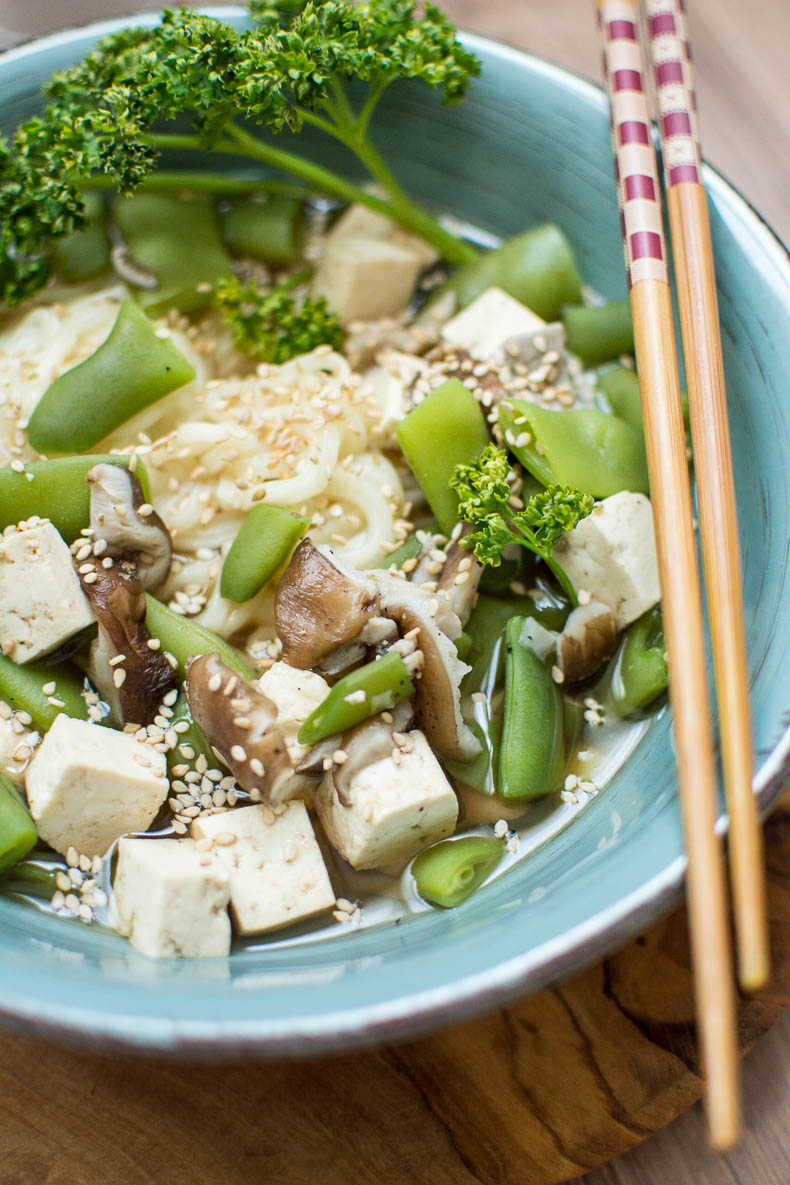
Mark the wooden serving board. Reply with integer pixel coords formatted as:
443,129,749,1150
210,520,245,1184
1,787,789,1185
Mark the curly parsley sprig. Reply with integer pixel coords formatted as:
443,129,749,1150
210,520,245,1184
0,0,480,305
215,274,343,363
450,444,595,606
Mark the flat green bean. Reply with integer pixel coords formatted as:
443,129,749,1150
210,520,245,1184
0,655,88,731
498,616,565,799
220,197,305,265
298,651,415,746
28,301,195,454
3,857,57,898
412,835,504,908
597,366,689,433
220,505,309,603
499,399,649,497
396,379,491,535
0,455,149,543
166,690,216,773
436,224,582,320
113,193,233,314
144,595,254,683
608,607,667,716
53,193,111,282
562,299,634,366
0,773,37,874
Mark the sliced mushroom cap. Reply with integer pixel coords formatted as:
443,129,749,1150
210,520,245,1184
186,653,315,806
275,539,379,671
87,463,172,590
557,599,618,685
374,578,480,764
76,563,177,726
429,529,482,628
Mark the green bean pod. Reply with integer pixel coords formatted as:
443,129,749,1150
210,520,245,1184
597,365,689,434
610,607,667,716
220,197,305,265
498,616,565,799
220,505,309,603
0,655,89,732
144,595,254,683
298,651,415,746
412,835,505,908
166,690,216,773
499,398,649,497
561,299,634,366
3,857,57,898
435,224,582,320
462,592,568,696
52,193,111,282
396,379,491,535
113,193,233,315
0,455,150,543
28,301,195,454
0,773,37,875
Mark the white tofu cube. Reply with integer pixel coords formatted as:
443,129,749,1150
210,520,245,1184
315,730,458,870
440,286,546,360
257,660,330,765
0,706,40,789
312,238,424,327
326,203,439,269
192,801,335,935
552,491,660,630
0,519,94,662
25,714,169,858
113,837,231,959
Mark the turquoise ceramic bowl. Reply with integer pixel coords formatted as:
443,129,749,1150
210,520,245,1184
2,10,790,1056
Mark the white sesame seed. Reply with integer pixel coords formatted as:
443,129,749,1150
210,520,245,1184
51,890,66,911
55,870,71,893
494,819,508,839
65,847,79,868
42,681,57,695
230,744,247,762
551,665,565,684
147,638,162,651
113,668,127,688
138,503,155,517
109,654,126,667
564,774,579,791
83,572,99,585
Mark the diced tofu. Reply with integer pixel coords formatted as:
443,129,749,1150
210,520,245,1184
0,519,94,662
113,837,231,959
552,491,660,630
192,801,335,935
440,286,546,360
0,706,40,789
315,730,458,870
25,714,169,858
325,203,439,269
257,660,330,765
312,238,424,327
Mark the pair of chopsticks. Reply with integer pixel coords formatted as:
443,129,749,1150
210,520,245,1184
595,0,769,1150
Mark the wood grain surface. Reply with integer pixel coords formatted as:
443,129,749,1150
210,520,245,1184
2,3,790,1184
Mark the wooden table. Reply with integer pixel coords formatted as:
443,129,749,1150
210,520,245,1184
2,3,790,1183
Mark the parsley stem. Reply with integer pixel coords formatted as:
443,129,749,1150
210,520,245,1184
79,171,317,200
141,128,476,265
503,514,579,607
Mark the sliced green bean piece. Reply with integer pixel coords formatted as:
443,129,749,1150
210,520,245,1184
397,379,491,535
562,299,634,366
166,691,216,774
444,717,498,795
499,398,649,497
28,301,195,454
220,197,305,265
412,835,504,908
463,592,568,696
0,773,37,874
0,655,88,731
436,224,582,320
498,616,565,799
53,193,111,282
298,651,415,746
220,505,309,603
0,455,149,543
113,193,233,315
144,595,254,683
597,366,689,433
610,607,667,716
3,857,57,898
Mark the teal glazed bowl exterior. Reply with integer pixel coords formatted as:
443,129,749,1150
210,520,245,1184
2,10,790,1057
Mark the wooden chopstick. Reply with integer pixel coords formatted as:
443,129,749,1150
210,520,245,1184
642,0,769,994
596,0,740,1149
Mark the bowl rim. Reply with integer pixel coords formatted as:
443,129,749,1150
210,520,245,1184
2,11,790,1059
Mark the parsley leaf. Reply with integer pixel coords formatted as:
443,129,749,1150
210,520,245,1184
215,274,344,363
